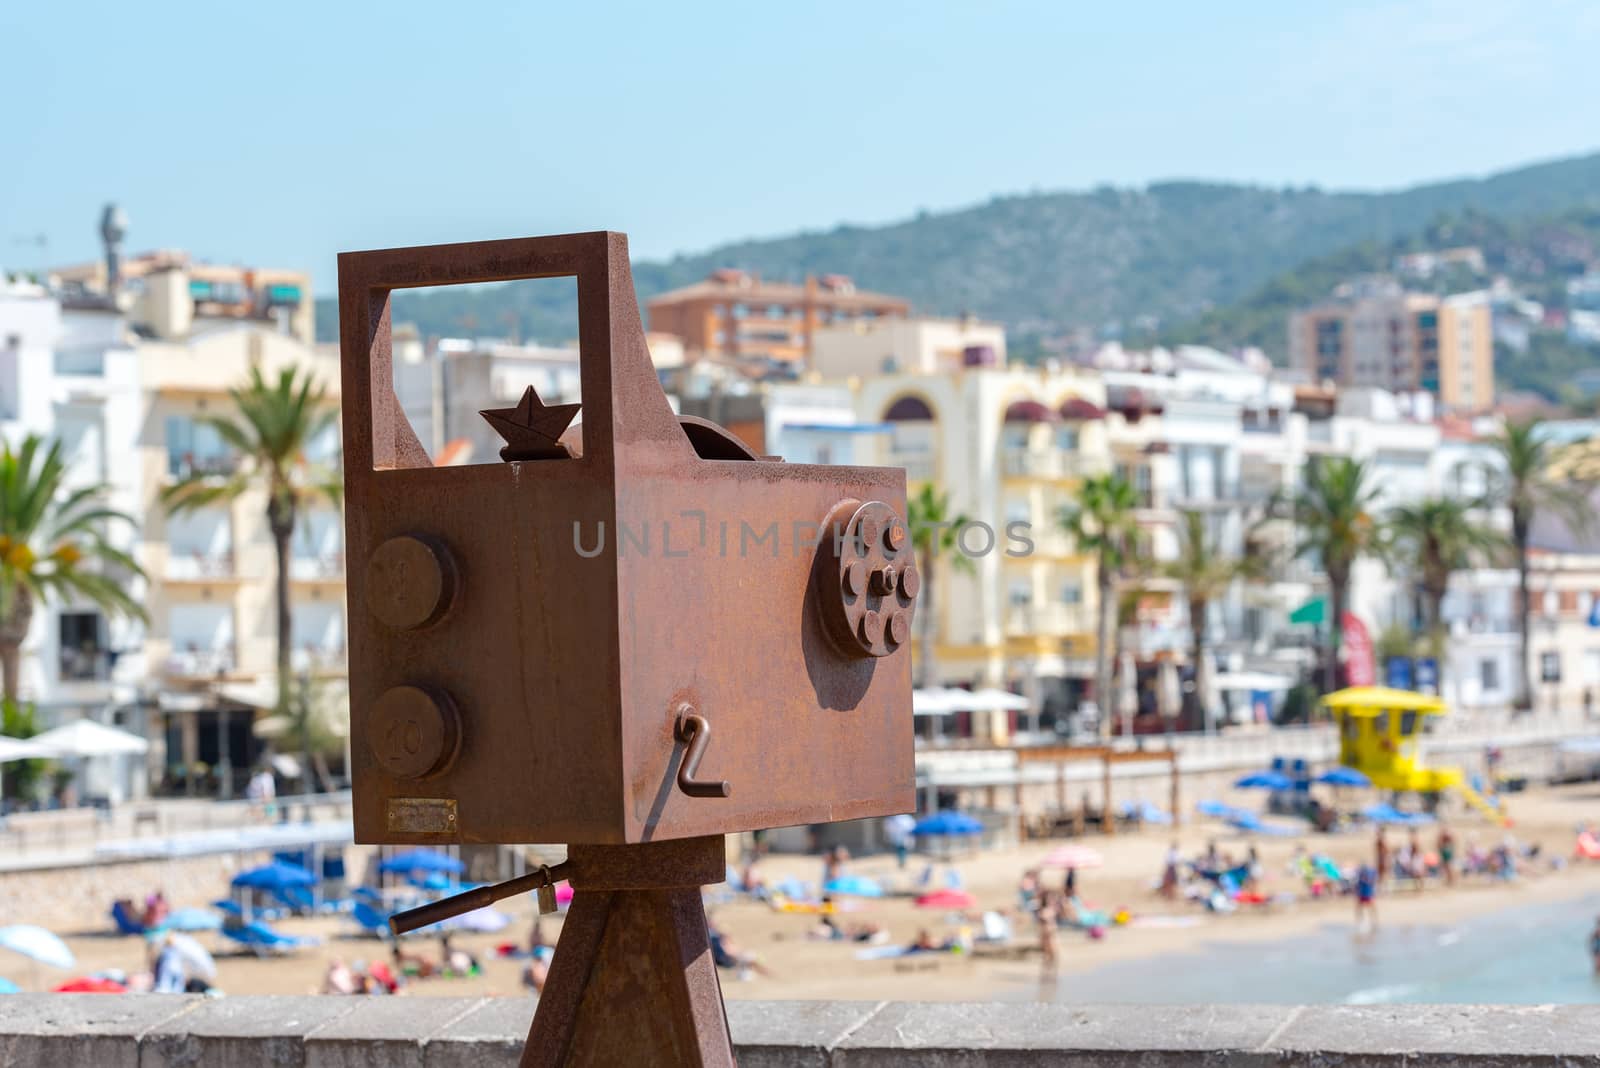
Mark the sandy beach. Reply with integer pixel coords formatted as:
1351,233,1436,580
6,783,1600,1003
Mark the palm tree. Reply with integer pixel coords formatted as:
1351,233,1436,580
1490,418,1593,709
1386,497,1506,658
1060,473,1141,739
0,435,145,702
163,366,340,788
1165,509,1266,730
905,483,971,690
1292,457,1383,694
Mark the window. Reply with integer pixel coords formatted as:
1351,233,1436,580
1005,498,1030,525
1002,425,1030,451
58,612,107,681
165,416,233,478
1054,427,1079,451
1061,582,1082,604
1541,652,1562,684
1480,658,1500,693
1008,579,1032,607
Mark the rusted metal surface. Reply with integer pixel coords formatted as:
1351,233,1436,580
340,232,919,1065
521,838,733,1068
338,231,917,848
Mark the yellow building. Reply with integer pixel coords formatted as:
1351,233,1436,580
137,324,345,791
850,360,1112,742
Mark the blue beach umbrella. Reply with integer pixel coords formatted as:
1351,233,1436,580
822,875,885,898
378,848,465,875
163,907,223,933
1315,767,1372,788
911,811,984,837
1234,771,1293,791
231,861,317,892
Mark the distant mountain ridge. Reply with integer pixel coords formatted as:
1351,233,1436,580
315,151,1600,350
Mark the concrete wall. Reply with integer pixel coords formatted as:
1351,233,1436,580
2,996,1597,1066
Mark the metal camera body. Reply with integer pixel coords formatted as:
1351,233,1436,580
339,231,917,847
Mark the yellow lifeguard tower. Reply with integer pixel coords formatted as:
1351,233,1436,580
1322,686,1505,823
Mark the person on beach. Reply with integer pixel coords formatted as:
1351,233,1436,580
1590,915,1600,975
1374,828,1390,886
1437,826,1457,887
1035,891,1060,976
1159,843,1181,901
1354,863,1378,934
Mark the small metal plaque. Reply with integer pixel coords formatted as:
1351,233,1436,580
386,797,458,835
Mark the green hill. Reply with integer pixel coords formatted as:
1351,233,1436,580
316,151,1600,349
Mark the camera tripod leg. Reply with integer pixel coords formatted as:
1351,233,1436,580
520,836,735,1067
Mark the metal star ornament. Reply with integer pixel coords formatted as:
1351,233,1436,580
480,386,581,461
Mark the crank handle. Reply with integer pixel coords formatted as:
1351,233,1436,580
675,710,730,798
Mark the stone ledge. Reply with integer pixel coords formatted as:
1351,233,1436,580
1,996,1598,1066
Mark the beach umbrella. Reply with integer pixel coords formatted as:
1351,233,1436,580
822,875,885,899
1315,767,1372,788
0,926,74,970
912,688,967,716
1234,771,1293,791
0,735,57,761
53,976,126,994
1039,844,1103,870
915,889,977,909
28,719,148,757
911,811,984,837
163,908,222,933
967,688,1029,713
231,861,316,891
0,977,17,994
166,933,217,981
378,848,464,875
443,908,512,934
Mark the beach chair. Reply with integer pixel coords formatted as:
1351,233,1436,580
110,901,146,936
219,920,316,957
350,901,393,938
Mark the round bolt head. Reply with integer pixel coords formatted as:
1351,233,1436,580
842,560,867,597
855,515,881,555
884,520,908,552
888,610,910,645
368,535,455,630
858,610,883,646
899,565,922,600
369,685,458,780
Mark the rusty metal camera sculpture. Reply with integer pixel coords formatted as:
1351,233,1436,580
339,232,916,1066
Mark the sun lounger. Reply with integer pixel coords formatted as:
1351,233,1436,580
219,920,318,956
350,901,394,937
110,901,146,936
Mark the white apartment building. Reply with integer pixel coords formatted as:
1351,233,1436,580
0,282,148,763
0,223,344,800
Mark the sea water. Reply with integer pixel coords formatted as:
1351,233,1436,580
1049,891,1600,1005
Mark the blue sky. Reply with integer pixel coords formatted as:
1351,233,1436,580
3,1,1597,292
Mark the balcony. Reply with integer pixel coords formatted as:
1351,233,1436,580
1002,448,1101,481
165,551,237,582
290,552,346,582
166,452,240,480
292,643,348,672
1005,603,1092,638
165,648,236,679
58,648,112,682
889,453,934,482
1002,448,1064,480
